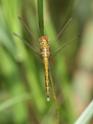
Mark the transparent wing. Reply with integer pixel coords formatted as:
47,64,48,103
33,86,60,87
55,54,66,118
18,16,39,46
49,16,74,51
50,15,79,57
13,33,40,56
57,17,72,40
54,36,78,56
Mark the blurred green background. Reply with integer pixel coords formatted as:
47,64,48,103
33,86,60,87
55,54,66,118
0,0,93,124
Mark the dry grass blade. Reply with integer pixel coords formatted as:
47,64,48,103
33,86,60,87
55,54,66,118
74,100,93,124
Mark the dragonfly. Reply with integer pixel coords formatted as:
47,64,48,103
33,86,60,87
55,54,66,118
14,16,77,101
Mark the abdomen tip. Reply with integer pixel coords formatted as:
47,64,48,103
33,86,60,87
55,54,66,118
47,96,50,102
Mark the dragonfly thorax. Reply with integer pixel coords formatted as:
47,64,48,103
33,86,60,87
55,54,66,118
39,35,50,58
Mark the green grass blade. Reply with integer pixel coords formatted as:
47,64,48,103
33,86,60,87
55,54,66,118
38,0,44,36
0,94,30,112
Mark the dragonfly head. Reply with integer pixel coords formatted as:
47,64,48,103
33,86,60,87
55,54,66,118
39,35,48,42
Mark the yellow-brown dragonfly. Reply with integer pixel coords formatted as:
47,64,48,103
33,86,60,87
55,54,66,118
14,17,77,101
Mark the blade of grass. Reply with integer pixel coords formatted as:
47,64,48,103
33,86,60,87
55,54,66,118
74,100,93,124
38,0,44,36
0,94,30,112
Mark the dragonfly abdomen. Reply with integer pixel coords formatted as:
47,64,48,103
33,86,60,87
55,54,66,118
43,57,50,100
39,36,50,101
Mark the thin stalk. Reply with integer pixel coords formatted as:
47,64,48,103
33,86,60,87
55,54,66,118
38,0,44,36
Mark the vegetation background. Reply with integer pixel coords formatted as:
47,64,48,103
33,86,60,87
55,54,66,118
0,0,93,124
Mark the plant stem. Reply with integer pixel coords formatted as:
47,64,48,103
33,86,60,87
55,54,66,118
38,0,44,36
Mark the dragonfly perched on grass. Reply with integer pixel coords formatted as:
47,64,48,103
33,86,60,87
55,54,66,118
14,16,77,101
